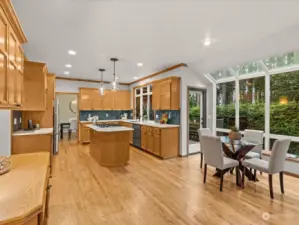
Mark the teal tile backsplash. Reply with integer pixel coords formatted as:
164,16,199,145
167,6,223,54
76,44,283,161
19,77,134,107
80,110,133,121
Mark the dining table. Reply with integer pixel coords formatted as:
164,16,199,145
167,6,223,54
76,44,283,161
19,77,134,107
213,136,263,187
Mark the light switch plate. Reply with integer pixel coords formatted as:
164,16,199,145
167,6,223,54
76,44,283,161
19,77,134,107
14,118,17,125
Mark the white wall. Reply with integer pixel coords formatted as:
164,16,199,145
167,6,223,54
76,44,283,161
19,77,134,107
130,67,213,156
56,79,129,93
0,110,11,156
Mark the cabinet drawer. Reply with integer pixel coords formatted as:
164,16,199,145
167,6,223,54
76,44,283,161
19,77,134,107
154,128,161,135
141,126,147,131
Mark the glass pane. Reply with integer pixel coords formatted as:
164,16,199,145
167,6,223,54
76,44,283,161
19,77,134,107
136,88,140,95
216,81,236,129
142,95,148,119
263,51,299,70
142,86,148,94
149,95,154,120
270,139,299,158
270,71,299,136
233,61,263,76
210,69,234,80
239,77,265,131
135,96,141,119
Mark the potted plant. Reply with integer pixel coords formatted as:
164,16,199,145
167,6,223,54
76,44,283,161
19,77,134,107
143,108,148,121
229,126,242,140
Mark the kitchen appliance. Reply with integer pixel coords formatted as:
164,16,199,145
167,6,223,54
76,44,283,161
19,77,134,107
132,124,141,148
53,98,59,154
28,120,34,130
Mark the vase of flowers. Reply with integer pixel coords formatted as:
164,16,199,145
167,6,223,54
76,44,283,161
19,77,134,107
229,126,242,140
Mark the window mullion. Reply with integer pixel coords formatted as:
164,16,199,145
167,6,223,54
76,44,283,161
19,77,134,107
265,72,270,150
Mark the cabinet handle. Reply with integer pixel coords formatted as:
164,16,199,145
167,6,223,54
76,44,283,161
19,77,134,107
46,184,52,190
49,175,52,178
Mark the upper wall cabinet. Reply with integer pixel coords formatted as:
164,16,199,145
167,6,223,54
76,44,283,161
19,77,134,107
79,88,131,111
0,0,27,109
152,77,180,110
22,61,47,111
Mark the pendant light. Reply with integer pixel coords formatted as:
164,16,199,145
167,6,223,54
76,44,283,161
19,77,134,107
99,68,105,96
110,58,119,91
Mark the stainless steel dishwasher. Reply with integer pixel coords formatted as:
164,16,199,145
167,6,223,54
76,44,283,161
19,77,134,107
132,124,141,148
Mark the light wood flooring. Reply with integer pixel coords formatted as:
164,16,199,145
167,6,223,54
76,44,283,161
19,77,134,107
48,139,299,225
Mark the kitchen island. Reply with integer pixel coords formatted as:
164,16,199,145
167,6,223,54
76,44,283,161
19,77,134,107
87,124,134,167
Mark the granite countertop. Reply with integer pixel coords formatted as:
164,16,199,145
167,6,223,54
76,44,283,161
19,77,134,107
87,124,134,132
12,128,53,136
80,120,180,128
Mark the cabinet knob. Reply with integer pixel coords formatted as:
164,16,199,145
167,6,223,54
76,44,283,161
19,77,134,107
46,184,52,190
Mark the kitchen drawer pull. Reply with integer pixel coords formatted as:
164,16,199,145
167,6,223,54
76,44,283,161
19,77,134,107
46,184,52,190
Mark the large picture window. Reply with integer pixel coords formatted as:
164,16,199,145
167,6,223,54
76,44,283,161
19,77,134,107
216,81,235,129
239,77,265,131
135,85,154,120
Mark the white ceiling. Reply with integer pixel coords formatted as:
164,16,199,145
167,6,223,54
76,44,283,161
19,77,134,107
12,0,299,83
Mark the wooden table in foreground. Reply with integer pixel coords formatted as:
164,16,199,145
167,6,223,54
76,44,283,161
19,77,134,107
0,152,50,225
87,124,134,167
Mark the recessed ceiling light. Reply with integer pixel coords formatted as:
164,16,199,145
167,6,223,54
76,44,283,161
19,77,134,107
133,76,138,80
137,62,143,67
203,38,212,47
65,64,72,68
68,50,76,55
64,71,70,75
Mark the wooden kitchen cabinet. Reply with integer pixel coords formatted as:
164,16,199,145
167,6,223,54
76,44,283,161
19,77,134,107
0,1,27,109
141,126,147,150
102,90,114,110
152,77,180,110
79,88,131,110
79,122,91,143
114,90,131,110
140,125,179,159
22,61,48,111
119,121,133,143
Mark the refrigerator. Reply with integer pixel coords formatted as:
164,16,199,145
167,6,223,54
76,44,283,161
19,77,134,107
53,98,59,154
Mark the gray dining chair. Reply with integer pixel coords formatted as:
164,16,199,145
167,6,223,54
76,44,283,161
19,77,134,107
198,128,213,169
242,139,291,199
201,135,239,192
243,130,264,159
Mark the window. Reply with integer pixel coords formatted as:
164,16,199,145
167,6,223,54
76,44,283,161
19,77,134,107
233,61,263,76
135,84,153,120
270,71,299,137
263,52,299,71
270,139,299,158
239,77,265,131
216,81,235,129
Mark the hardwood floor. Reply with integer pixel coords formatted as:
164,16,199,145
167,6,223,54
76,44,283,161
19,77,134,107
48,139,299,225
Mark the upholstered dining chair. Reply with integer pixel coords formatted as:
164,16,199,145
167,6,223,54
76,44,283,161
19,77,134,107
201,135,239,192
242,139,291,199
243,130,264,159
197,128,213,168
68,118,77,140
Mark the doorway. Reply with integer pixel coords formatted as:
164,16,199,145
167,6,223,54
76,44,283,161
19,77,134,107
56,93,78,140
187,87,207,155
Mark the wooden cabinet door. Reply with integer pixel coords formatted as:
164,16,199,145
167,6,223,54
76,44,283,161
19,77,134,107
123,91,131,110
83,127,90,142
0,52,7,104
141,126,147,150
152,82,160,110
92,90,103,110
153,134,161,156
8,30,17,64
113,91,124,110
79,89,93,110
0,8,8,53
15,70,22,106
147,128,154,153
159,80,171,110
7,62,16,105
102,90,114,110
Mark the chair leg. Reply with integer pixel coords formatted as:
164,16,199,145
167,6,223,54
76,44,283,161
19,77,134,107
200,152,203,169
68,130,71,140
203,164,207,183
235,166,239,186
220,170,224,192
268,174,274,199
260,155,263,175
280,171,284,194
254,169,257,182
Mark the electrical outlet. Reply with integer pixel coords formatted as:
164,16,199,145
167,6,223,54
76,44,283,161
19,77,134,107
106,113,109,117
14,118,17,125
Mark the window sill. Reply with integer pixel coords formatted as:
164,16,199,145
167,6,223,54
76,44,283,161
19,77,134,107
262,150,299,163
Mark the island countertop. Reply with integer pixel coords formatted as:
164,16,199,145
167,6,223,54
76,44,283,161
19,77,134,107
86,124,134,132
81,120,180,128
